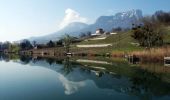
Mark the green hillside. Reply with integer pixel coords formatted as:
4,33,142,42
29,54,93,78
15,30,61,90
164,26,170,43
77,31,143,52
77,27,170,52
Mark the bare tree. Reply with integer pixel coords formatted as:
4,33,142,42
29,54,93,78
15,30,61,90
62,34,73,53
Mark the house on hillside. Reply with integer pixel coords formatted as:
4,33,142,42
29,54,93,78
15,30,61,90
91,28,117,36
91,28,105,36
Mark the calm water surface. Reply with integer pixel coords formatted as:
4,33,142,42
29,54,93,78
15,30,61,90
1,55,170,100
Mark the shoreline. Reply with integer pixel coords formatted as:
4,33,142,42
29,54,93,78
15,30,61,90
18,46,170,63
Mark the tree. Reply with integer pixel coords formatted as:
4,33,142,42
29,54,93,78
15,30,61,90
0,42,2,51
131,17,164,47
0,41,20,53
56,39,63,47
47,40,55,47
32,41,37,47
2,41,11,50
62,34,73,53
154,10,170,25
20,39,33,50
10,43,20,53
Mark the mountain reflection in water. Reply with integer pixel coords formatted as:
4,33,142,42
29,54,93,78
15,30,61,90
1,54,170,100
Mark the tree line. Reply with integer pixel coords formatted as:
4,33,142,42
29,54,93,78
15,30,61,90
131,10,170,47
0,34,77,53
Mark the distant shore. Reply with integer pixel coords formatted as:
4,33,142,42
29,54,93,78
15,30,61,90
19,46,170,63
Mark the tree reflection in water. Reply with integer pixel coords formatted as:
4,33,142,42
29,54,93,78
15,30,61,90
20,55,32,64
32,56,74,75
46,58,55,65
1,54,170,99
129,69,170,99
0,53,20,62
61,57,73,75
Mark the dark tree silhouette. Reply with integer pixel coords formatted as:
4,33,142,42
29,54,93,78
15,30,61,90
20,39,33,50
56,39,63,47
47,40,55,47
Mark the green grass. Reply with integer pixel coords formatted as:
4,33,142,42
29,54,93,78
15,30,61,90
164,26,170,43
78,31,131,44
73,26,170,53
77,31,143,52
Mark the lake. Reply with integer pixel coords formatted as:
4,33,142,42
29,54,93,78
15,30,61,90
1,55,170,100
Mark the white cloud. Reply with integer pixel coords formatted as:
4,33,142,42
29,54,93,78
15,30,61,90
58,8,88,30
58,74,85,95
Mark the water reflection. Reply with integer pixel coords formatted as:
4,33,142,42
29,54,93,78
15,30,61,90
57,73,86,95
1,54,170,100
164,57,170,67
127,55,140,64
20,55,32,64
62,57,73,75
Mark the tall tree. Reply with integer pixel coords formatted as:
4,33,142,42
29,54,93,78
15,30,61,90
62,34,73,53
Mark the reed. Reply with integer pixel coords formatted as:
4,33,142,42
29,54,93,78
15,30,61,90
131,46,170,62
111,51,125,57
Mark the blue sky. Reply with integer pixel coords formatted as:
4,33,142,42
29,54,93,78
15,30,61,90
0,0,170,42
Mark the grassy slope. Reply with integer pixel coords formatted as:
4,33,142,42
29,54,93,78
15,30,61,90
76,26,170,53
22,26,170,55
164,26,170,43
77,31,143,52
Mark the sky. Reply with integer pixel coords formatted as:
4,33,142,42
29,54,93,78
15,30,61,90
0,0,170,42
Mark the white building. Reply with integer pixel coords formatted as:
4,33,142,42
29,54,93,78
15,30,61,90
91,28,105,36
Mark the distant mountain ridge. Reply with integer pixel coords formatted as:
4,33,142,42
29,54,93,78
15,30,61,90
29,22,88,43
82,9,143,32
29,9,143,44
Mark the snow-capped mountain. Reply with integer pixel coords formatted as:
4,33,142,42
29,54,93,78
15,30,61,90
29,9,143,43
82,9,143,32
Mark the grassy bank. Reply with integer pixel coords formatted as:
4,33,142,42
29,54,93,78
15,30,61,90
76,31,143,55
130,46,170,62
